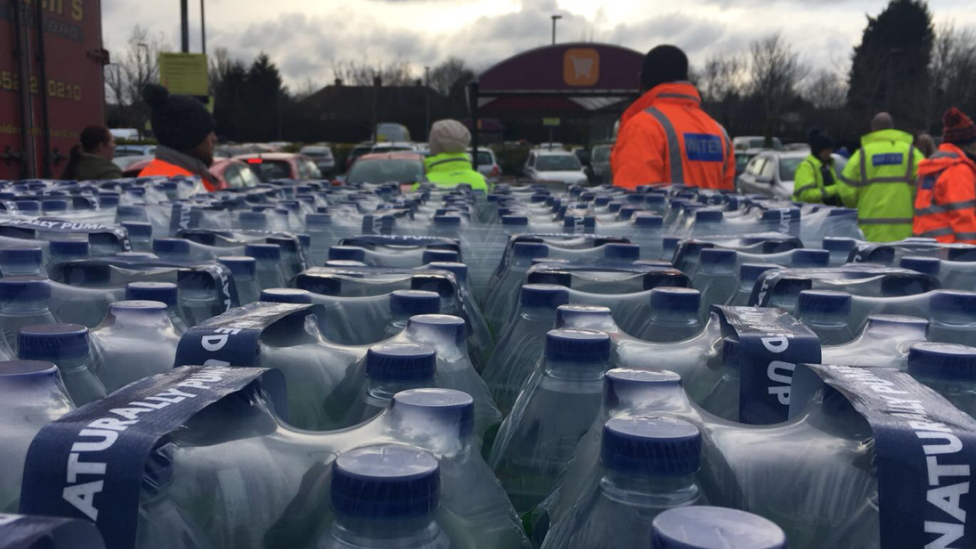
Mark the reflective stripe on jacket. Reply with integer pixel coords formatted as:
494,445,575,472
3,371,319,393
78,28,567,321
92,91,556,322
913,143,976,244
139,159,193,178
611,83,734,190
837,129,921,242
415,152,489,191
792,154,838,204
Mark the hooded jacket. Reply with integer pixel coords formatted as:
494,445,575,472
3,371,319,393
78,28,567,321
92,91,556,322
913,143,976,244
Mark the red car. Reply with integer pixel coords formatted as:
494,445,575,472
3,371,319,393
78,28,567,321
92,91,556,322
121,157,260,191
344,152,427,189
233,153,322,182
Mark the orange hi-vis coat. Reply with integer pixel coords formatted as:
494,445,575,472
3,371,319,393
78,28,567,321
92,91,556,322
914,143,976,244
611,82,735,190
140,159,218,192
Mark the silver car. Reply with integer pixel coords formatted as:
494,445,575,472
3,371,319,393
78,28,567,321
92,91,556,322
736,151,807,199
300,145,336,176
523,149,588,186
589,144,613,184
468,148,501,178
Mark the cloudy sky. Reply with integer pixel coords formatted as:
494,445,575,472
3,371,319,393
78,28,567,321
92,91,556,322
101,0,976,88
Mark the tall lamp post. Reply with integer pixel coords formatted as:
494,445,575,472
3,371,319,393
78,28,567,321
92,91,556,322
551,15,562,46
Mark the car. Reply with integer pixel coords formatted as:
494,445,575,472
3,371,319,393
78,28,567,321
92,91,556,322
300,145,336,176
523,149,588,186
114,144,156,158
113,154,154,173
371,142,416,154
589,144,613,184
374,123,411,143
537,142,564,150
234,153,322,182
344,152,426,186
467,148,501,178
735,149,761,177
736,151,808,199
345,142,375,171
733,136,784,152
571,147,591,167
209,158,262,189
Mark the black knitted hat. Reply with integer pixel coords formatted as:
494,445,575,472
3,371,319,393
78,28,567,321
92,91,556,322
142,84,215,152
641,45,689,91
808,129,835,156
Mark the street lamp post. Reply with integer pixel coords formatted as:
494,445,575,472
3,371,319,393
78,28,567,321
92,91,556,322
200,0,207,55
551,15,562,46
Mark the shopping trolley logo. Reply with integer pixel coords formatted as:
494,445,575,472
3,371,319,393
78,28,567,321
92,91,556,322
563,48,600,86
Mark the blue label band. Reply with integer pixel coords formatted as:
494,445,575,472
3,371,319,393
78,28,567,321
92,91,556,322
872,153,904,167
0,513,104,549
19,365,271,549
684,133,724,162
716,306,821,424
750,266,932,307
0,219,131,252
802,365,976,549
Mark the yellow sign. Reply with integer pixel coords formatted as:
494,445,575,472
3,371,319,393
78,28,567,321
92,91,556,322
543,118,561,127
158,53,209,96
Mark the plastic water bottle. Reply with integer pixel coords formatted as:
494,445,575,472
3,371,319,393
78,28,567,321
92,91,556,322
641,288,703,343
319,444,453,549
153,238,192,263
652,506,788,549
929,291,976,345
796,290,856,345
267,236,305,281
117,204,149,224
0,277,56,353
790,249,830,268
822,237,857,267
218,256,261,306
123,222,154,253
47,240,90,271
90,301,180,393
260,288,313,304
490,329,611,513
306,213,335,267
240,211,270,231
423,249,461,265
541,416,704,549
125,282,190,334
728,264,779,306
342,343,438,428
907,342,976,417
329,246,367,263
0,247,43,276
386,290,441,339
245,243,288,290
899,256,941,277
693,249,738,312
17,323,106,405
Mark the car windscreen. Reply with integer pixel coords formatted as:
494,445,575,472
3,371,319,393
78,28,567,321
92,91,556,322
347,159,425,184
779,157,806,182
301,148,328,157
592,147,611,162
249,160,292,182
536,155,581,171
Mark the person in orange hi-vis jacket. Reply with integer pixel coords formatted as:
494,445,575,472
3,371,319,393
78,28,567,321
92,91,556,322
914,107,976,244
611,45,735,191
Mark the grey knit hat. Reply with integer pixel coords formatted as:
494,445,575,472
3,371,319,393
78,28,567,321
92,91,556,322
143,83,216,152
429,120,471,156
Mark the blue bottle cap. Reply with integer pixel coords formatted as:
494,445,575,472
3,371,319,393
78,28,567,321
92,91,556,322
306,213,332,226
422,249,460,264
695,209,723,223
260,288,312,304
662,237,680,256
42,199,68,212
245,243,282,261
266,237,299,253
791,249,830,267
218,256,256,277
619,206,640,220
797,290,851,315
126,282,178,307
931,290,976,317
152,238,190,255
520,284,570,308
866,314,929,332
331,444,440,520
601,416,701,476
545,329,611,363
513,242,549,260
328,246,367,262
0,360,59,378
739,263,779,282
411,275,454,298
297,234,311,249
634,214,664,228
652,506,788,549
434,215,462,227
607,202,623,213
822,237,856,253
908,342,976,381
699,249,737,267
49,240,90,256
0,247,42,267
502,215,529,226
119,221,154,240
651,288,700,313
367,342,437,383
594,196,612,207
948,247,976,262
427,262,467,283
240,211,267,222
110,300,168,316
900,256,941,276
18,323,90,361
605,243,640,261
555,305,613,329
117,205,145,218
390,290,440,317
0,276,51,302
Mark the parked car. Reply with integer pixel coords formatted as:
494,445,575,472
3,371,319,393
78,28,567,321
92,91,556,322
537,142,564,150
234,153,322,182
589,144,613,184
300,145,336,176
374,123,411,143
735,149,761,177
114,154,154,173
467,148,501,178
571,147,591,167
736,151,808,199
345,142,375,171
371,142,416,154
114,144,156,158
345,152,426,186
734,136,784,151
523,149,588,186
210,158,262,189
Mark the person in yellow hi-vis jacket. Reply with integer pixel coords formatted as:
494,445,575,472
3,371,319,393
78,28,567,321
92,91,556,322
837,113,922,242
792,129,839,206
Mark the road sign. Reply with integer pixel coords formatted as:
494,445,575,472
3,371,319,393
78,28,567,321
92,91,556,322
158,53,209,96
543,117,561,127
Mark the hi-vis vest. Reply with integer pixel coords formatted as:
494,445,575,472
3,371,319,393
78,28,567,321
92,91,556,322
913,143,976,244
838,129,921,242
414,153,489,191
140,159,218,192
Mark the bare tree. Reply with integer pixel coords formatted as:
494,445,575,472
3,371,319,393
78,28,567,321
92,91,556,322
929,23,976,127
105,26,169,131
803,69,848,109
330,58,415,87
292,78,320,102
749,33,809,146
697,54,746,105
427,57,469,96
